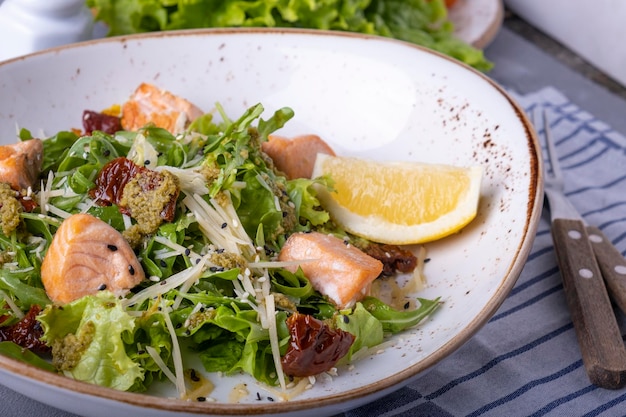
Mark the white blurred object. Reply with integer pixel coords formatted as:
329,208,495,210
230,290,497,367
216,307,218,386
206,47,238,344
0,0,93,62
449,0,504,49
505,0,626,87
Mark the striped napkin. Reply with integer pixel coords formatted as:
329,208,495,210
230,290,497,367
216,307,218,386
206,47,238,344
336,86,626,417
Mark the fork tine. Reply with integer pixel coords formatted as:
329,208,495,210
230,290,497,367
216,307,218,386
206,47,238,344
542,109,562,180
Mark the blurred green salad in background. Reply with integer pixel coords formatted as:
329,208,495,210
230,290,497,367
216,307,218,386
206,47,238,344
87,0,493,71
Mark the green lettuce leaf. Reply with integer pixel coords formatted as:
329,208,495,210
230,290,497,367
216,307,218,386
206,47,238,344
365,0,492,71
287,177,331,227
87,0,492,70
335,302,383,360
38,292,143,391
172,302,289,386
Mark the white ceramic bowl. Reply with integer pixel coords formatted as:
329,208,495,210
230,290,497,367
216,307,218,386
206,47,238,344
0,28,542,417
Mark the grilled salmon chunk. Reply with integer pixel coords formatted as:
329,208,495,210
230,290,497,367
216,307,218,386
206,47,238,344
278,231,383,308
0,139,43,191
121,83,204,134
41,213,145,304
262,134,335,179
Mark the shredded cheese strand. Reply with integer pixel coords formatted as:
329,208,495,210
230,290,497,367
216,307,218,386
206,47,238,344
265,294,286,391
122,254,210,308
145,345,177,385
183,194,246,254
45,203,72,219
0,290,24,319
161,305,186,398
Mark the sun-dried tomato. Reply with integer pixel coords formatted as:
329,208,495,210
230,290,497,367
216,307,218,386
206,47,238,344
18,194,38,212
89,157,141,215
281,313,354,377
82,110,122,135
89,157,178,222
361,242,417,276
0,304,49,354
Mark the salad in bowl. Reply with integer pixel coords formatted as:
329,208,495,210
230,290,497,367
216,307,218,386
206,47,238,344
0,82,442,401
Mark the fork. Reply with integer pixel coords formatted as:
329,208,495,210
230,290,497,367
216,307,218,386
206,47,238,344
538,108,626,389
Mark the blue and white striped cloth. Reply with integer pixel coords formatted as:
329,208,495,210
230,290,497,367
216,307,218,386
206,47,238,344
338,87,626,417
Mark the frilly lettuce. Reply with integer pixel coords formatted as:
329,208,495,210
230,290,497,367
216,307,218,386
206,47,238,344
38,292,143,391
87,0,492,71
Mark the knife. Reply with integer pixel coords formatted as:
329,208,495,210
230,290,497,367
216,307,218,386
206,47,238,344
586,226,626,314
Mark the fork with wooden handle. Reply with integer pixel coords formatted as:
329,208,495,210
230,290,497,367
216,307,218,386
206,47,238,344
539,109,626,389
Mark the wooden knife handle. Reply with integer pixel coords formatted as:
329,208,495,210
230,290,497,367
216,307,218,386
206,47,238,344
586,225,626,315
552,218,626,389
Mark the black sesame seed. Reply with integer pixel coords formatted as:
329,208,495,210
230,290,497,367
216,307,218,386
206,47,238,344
97,283,107,291
137,349,145,354
256,392,262,401
197,396,206,402
199,307,205,313
190,369,200,382
103,149,111,157
195,258,201,264
160,260,167,267
424,258,431,263
216,249,225,254
175,323,182,329
221,222,227,229
128,265,135,275
268,396,274,402
282,211,288,217
107,244,118,251
342,315,350,323
160,280,167,286
184,330,191,336
144,160,151,165
404,301,410,309
185,248,191,256
209,266,218,272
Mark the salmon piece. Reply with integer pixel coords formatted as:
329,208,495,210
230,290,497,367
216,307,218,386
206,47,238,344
278,231,383,308
41,213,145,304
121,83,204,134
0,139,43,191
262,134,336,179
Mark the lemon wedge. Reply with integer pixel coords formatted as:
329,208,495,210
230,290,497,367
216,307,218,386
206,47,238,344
311,154,483,245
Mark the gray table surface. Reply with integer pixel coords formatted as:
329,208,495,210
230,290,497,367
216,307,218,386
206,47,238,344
3,21,626,417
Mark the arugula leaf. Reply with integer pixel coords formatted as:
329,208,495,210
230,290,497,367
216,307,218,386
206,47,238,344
0,270,50,309
41,130,80,173
360,296,441,333
0,341,56,372
270,267,314,301
202,103,297,247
